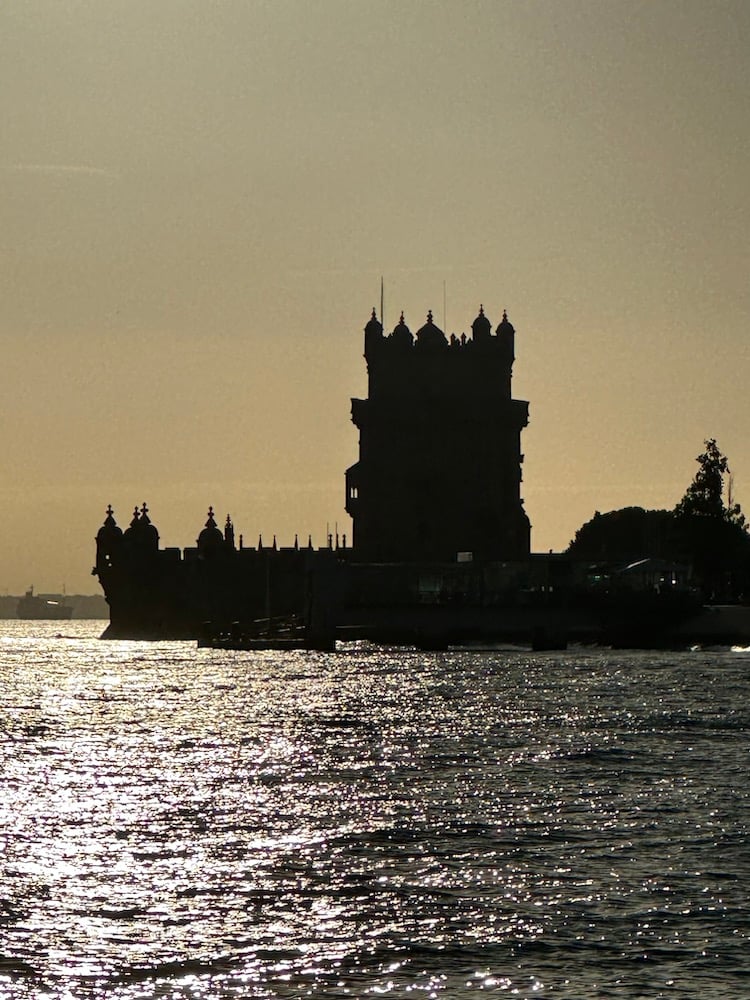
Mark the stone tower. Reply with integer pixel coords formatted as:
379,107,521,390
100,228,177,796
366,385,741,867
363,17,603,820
345,305,530,562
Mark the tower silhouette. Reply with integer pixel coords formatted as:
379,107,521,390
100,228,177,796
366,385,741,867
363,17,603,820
345,305,530,562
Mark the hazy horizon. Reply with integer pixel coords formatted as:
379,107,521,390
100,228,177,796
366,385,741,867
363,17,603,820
2,0,748,593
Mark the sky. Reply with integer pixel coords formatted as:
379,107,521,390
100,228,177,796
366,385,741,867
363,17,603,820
1,0,748,594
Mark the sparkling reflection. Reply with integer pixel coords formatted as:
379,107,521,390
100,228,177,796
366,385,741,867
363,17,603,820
0,625,747,997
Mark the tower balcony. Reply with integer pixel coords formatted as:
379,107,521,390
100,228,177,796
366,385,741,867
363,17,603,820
351,398,368,428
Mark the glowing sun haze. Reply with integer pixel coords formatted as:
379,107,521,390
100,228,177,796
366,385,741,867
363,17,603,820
1,0,748,593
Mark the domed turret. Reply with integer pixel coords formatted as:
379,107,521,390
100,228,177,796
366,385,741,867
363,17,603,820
496,309,515,336
137,503,159,549
121,503,159,555
96,504,123,544
95,504,124,573
391,311,413,347
471,304,492,344
495,309,515,366
197,507,224,553
415,310,447,349
364,307,384,359
365,307,383,338
122,505,141,550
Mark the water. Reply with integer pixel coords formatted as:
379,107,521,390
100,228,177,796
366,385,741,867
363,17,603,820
0,621,748,998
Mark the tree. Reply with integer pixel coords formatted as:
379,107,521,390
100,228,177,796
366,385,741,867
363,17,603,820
673,439,749,598
674,438,746,528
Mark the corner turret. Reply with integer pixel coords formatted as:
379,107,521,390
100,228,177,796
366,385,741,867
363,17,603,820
95,504,123,573
364,307,383,361
137,503,160,550
496,309,515,365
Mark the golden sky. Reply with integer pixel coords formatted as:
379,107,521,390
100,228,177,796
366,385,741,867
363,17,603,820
1,0,748,594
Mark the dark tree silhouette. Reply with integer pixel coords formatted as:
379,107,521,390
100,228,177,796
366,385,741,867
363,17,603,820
674,438,746,527
673,440,749,598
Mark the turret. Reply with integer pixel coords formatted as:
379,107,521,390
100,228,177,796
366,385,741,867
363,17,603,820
137,503,160,551
390,312,413,348
95,504,123,573
224,514,235,550
197,506,224,555
123,502,159,555
415,310,447,350
496,309,515,364
471,304,492,344
363,308,383,361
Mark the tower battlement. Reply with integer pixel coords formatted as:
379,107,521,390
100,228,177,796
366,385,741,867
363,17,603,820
362,306,517,400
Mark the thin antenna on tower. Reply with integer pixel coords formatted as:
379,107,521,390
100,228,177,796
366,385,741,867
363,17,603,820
380,275,385,330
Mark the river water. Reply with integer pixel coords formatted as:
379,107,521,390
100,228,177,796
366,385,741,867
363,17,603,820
0,621,747,998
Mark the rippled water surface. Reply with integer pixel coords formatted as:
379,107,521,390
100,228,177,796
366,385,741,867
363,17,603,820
0,622,748,998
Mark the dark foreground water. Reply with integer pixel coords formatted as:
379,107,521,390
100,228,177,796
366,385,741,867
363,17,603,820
0,622,748,999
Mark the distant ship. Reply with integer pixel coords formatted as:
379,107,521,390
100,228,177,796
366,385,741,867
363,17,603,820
17,587,73,621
